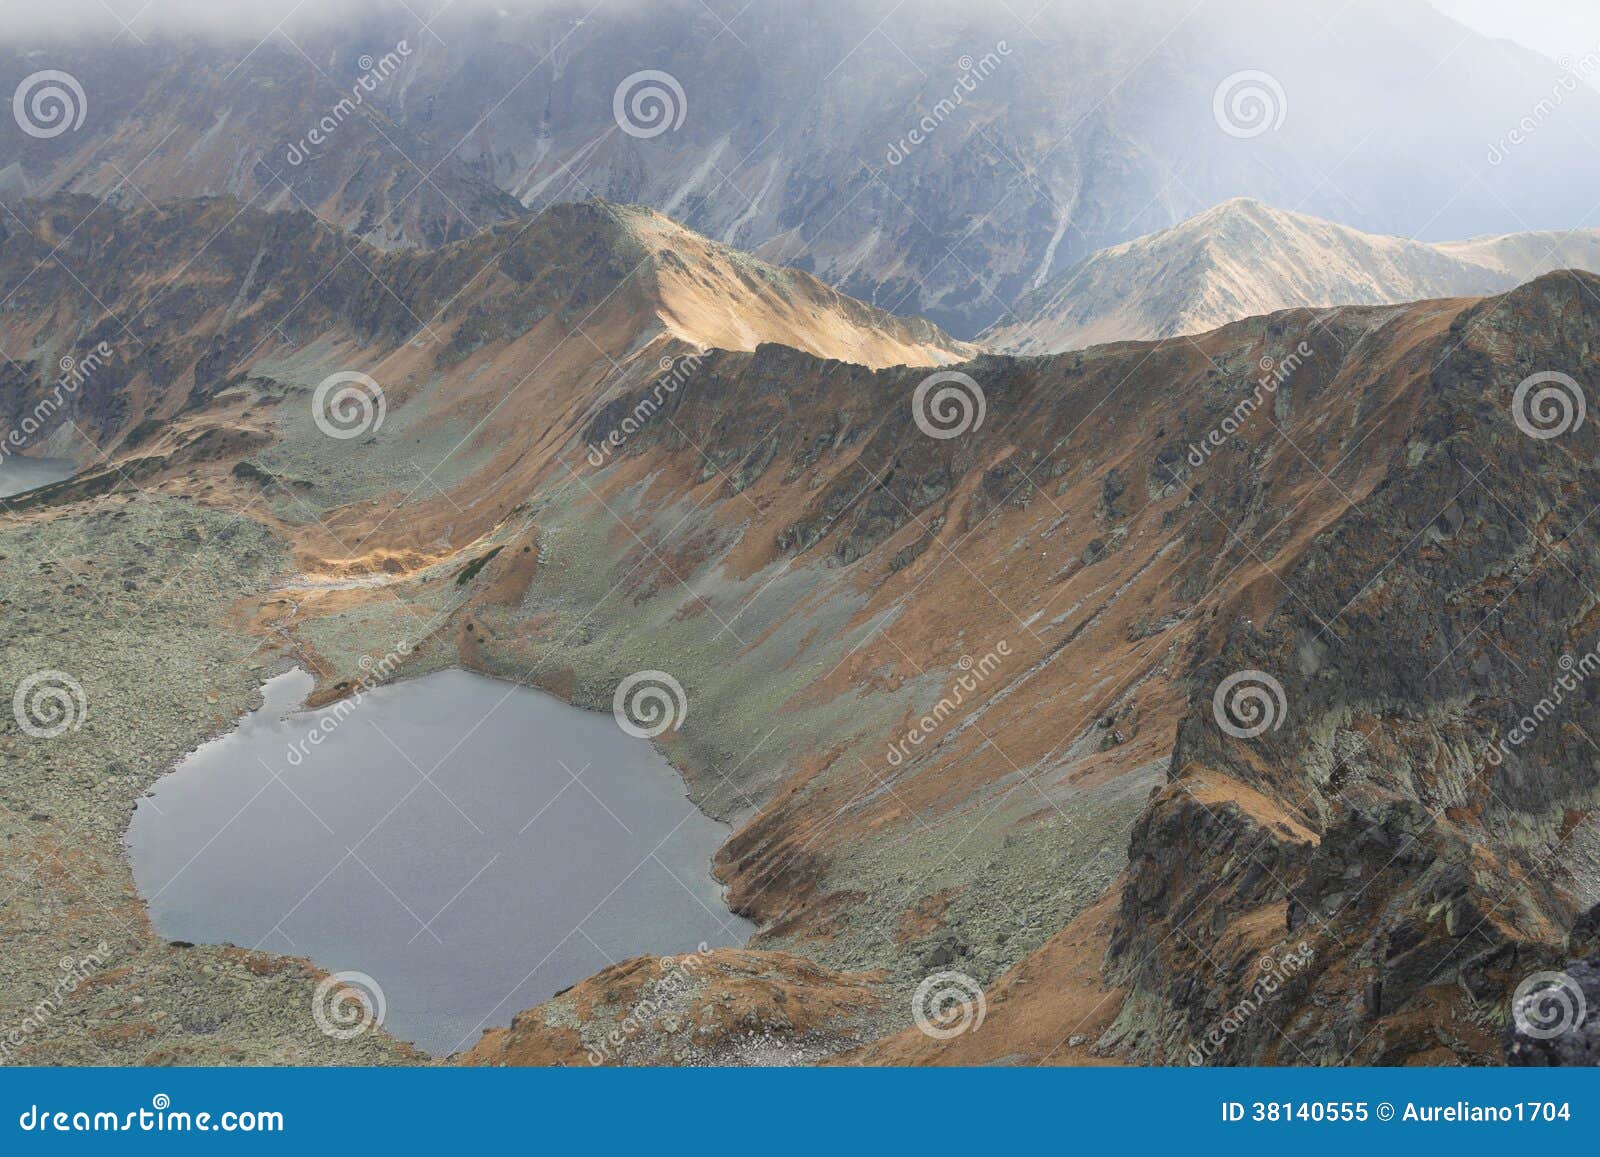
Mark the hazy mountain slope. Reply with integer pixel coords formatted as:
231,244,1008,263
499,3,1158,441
6,0,1600,335
1438,230,1600,279
0,38,526,248
987,198,1600,352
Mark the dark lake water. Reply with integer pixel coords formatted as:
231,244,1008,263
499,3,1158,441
0,456,74,498
126,668,753,1056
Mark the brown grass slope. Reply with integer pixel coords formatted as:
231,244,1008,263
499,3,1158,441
447,274,1600,1065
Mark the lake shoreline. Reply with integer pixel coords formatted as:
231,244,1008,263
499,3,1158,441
126,665,754,1056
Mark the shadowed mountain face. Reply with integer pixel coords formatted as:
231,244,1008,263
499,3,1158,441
987,199,1600,353
4,167,1599,1065
6,0,1600,335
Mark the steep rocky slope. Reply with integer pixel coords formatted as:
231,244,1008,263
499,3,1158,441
988,198,1600,352
6,0,1600,334
4,184,1599,1066
451,273,1600,1067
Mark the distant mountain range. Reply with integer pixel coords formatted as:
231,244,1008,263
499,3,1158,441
985,198,1600,352
6,0,1600,335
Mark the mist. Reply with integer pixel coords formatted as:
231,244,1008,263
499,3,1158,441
0,0,588,42
0,0,1322,45
1432,0,1600,62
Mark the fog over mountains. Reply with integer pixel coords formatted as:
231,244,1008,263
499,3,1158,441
4,0,1600,335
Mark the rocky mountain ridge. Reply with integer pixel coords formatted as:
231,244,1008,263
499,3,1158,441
0,194,966,497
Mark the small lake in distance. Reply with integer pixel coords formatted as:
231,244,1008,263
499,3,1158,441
0,456,75,499
126,668,753,1056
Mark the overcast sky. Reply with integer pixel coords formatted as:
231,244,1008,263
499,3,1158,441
0,0,1594,63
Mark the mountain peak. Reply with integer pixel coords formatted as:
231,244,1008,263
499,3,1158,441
529,201,975,367
1185,197,1326,240
987,200,1600,353
1198,195,1271,218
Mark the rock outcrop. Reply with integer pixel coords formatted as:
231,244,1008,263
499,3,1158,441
1504,904,1600,1066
